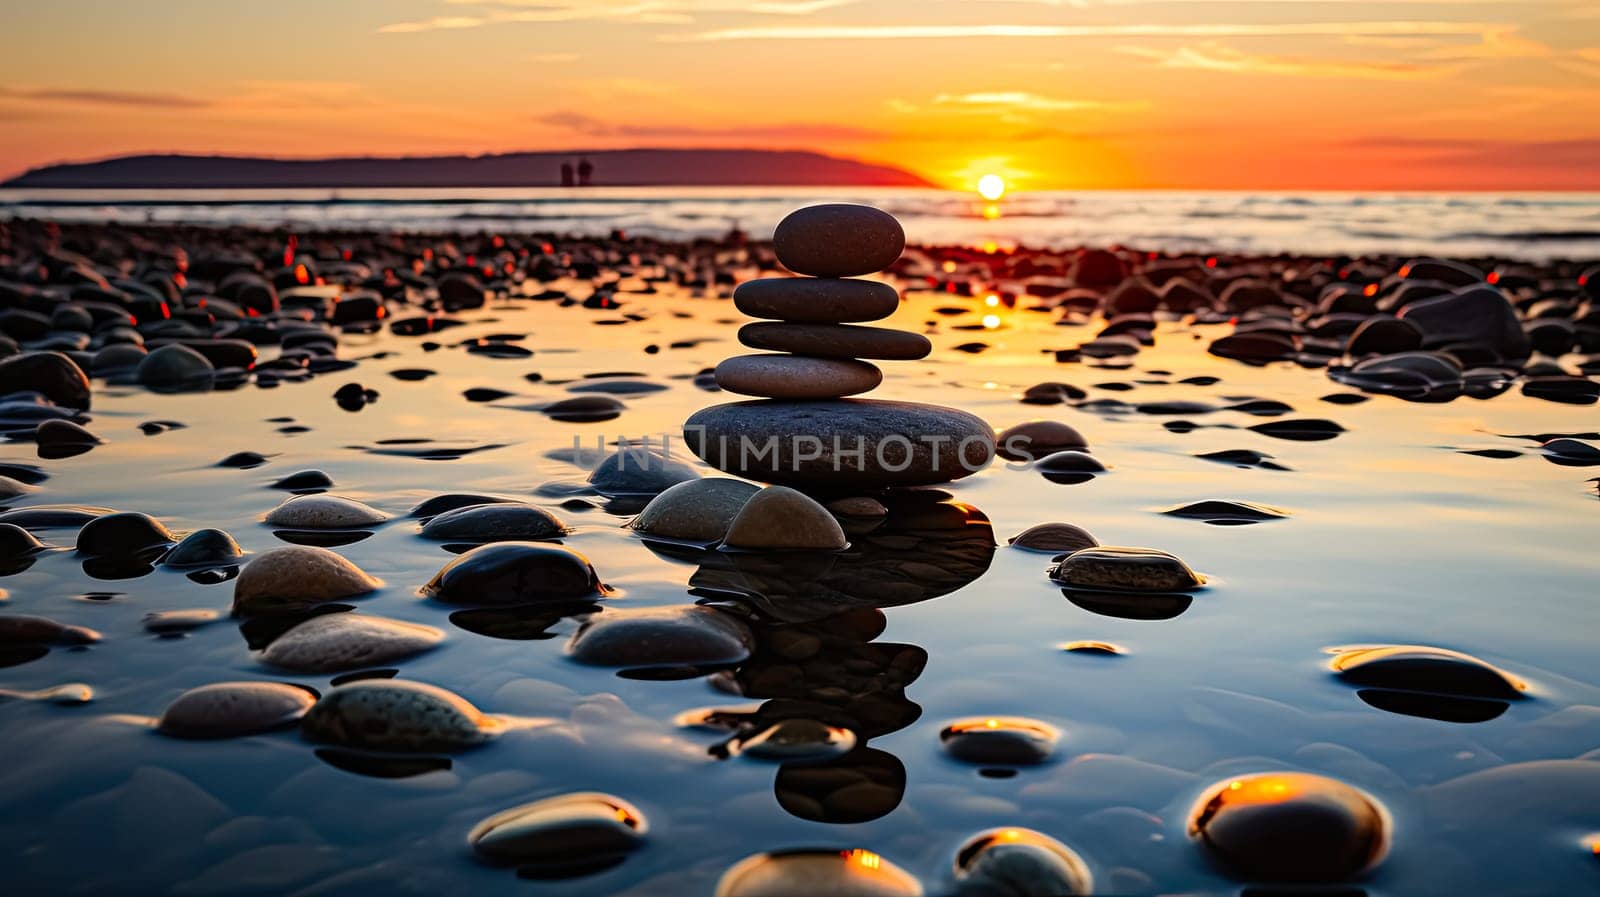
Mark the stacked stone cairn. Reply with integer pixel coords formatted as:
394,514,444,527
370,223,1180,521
686,204,994,490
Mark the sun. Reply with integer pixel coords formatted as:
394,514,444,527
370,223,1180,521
976,173,1007,201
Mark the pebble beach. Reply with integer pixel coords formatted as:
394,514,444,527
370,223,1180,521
1,205,1598,896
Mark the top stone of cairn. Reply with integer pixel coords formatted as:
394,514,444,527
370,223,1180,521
773,203,906,278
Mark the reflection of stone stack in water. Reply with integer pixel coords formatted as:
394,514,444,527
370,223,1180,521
686,204,995,490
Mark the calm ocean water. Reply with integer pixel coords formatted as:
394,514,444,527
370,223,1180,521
4,187,1600,260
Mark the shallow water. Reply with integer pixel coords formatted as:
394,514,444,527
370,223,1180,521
2,270,1599,896
6,186,1600,261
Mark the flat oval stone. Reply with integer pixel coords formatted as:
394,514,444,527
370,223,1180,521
0,613,101,645
0,351,91,409
940,717,1061,765
629,478,761,543
722,485,847,551
156,681,316,739
685,399,994,489
738,719,857,762
997,421,1089,461
421,541,606,605
1009,523,1099,554
0,523,47,558
587,448,700,496
1329,644,1526,700
715,849,922,897
136,343,215,388
715,355,882,400
259,613,445,673
733,277,900,324
163,528,242,567
272,469,335,492
1161,500,1288,525
75,511,174,557
953,828,1093,896
408,493,515,518
470,792,647,867
773,203,906,277
300,679,499,751
567,605,753,668
264,494,387,529
1051,546,1203,592
419,503,567,543
1188,771,1388,883
232,546,381,615
739,322,931,360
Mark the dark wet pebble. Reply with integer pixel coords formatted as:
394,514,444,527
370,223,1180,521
587,447,700,497
156,681,317,739
940,716,1061,765
715,849,921,897
422,541,607,605
420,503,567,543
258,613,444,673
1329,644,1526,701
163,528,243,568
271,469,334,492
470,793,647,871
75,511,175,557
566,605,752,669
300,679,499,751
1161,500,1288,525
0,523,46,558
567,379,669,395
541,395,625,422
464,387,515,402
1249,419,1345,441
0,504,112,529
1188,771,1387,883
1009,523,1099,554
954,828,1093,896
1036,451,1107,484
218,451,270,469
0,613,102,645
997,421,1088,460
1320,393,1369,405
1195,448,1290,470
1051,546,1203,592
388,368,437,381
408,493,516,519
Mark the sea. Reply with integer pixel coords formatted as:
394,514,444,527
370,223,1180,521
4,186,1600,260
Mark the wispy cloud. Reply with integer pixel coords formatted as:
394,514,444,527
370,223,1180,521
0,87,210,109
536,110,885,140
1117,43,1471,80
932,92,1145,112
670,21,1515,43
382,0,853,34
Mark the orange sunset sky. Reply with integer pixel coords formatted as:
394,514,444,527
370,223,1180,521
3,0,1598,190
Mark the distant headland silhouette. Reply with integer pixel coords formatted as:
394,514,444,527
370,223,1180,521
2,149,931,190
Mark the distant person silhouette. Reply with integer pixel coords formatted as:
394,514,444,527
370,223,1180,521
578,157,593,187
560,162,574,187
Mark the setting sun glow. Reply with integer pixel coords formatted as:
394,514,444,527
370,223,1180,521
977,174,1007,202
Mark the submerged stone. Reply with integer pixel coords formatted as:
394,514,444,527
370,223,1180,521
715,849,922,897
953,828,1093,897
1050,547,1204,592
470,792,648,870
628,478,760,543
1188,771,1388,883
1160,500,1289,525
75,512,175,557
586,447,700,496
1329,644,1527,701
940,717,1061,765
264,494,388,529
156,681,317,739
163,528,243,568
421,542,606,605
300,679,500,751
259,613,445,673
419,503,568,543
721,486,847,551
232,546,381,615
737,719,857,762
566,605,753,669
1008,523,1099,554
